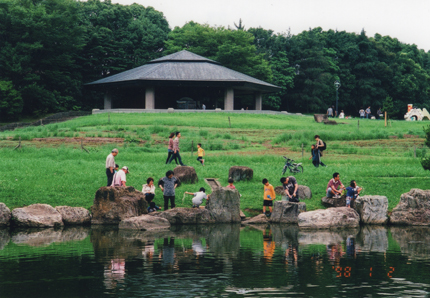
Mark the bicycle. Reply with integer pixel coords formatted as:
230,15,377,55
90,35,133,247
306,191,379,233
282,156,303,174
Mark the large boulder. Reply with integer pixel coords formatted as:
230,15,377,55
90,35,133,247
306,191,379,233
119,215,171,231
270,201,306,224
390,189,430,225
298,185,312,199
11,204,64,228
91,186,148,225
228,166,253,181
154,208,215,224
206,187,241,223
354,195,388,224
242,214,269,224
173,166,198,184
274,186,284,196
314,114,328,123
298,207,360,229
55,206,91,225
321,195,347,208
0,203,11,226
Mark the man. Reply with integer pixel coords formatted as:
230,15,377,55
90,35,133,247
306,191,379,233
359,108,365,119
111,166,129,187
327,106,333,118
280,176,299,202
106,148,118,186
159,170,178,210
365,106,371,119
326,172,345,198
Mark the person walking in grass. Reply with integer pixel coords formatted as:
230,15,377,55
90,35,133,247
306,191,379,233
159,170,178,210
326,172,345,199
106,148,118,186
111,166,129,187
197,143,205,166
166,133,178,165
184,187,210,208
314,135,327,167
167,132,186,166
262,178,276,217
280,176,299,202
309,144,319,167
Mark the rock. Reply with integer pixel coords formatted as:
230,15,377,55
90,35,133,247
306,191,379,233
321,195,347,208
11,204,64,228
314,114,328,123
91,186,148,225
11,229,62,246
55,206,91,225
298,185,312,199
0,228,10,250
173,166,198,184
390,189,430,225
228,166,253,181
0,203,11,226
274,186,284,196
239,210,246,220
390,226,430,259
154,208,215,224
270,201,306,224
119,215,171,230
356,226,388,252
298,207,360,229
298,229,359,245
354,195,388,224
242,214,269,224
60,227,90,242
206,187,241,223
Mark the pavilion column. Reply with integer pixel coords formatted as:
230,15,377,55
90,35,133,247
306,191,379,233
104,92,112,109
255,92,262,110
145,87,155,109
224,87,234,110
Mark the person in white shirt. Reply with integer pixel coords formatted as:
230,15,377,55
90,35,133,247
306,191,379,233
339,110,345,119
185,188,210,208
111,166,129,187
105,148,118,186
142,177,156,203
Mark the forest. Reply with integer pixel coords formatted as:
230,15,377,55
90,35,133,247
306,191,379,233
1,0,430,120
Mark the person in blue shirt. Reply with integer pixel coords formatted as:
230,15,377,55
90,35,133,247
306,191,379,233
345,180,362,208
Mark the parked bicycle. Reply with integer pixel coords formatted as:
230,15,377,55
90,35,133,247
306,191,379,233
282,156,303,174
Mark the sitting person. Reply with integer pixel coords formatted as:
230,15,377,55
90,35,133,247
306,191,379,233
147,201,162,213
226,177,236,189
185,187,210,208
339,110,345,119
345,180,362,207
326,172,345,198
280,176,299,202
142,177,155,203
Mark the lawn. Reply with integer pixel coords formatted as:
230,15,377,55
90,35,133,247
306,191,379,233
0,112,428,214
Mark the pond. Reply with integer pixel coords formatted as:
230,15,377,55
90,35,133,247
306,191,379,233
1,224,430,297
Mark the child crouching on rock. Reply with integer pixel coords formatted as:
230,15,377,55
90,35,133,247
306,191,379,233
346,180,362,208
185,187,210,208
147,201,162,213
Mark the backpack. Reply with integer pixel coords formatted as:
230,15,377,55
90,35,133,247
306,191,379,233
320,141,327,151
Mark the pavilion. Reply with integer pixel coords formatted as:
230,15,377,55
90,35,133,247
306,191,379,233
85,50,281,110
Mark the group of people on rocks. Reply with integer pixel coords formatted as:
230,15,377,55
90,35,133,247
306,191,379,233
261,176,299,217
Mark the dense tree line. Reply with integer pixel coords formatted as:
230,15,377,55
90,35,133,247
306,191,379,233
1,0,429,120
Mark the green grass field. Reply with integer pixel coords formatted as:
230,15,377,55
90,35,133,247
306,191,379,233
0,112,428,214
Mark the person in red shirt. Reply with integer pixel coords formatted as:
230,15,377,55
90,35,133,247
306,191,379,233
326,172,345,198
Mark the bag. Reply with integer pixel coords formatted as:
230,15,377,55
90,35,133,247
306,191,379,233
289,195,299,203
320,141,327,151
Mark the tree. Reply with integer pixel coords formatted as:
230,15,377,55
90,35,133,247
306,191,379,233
0,81,22,120
421,125,430,171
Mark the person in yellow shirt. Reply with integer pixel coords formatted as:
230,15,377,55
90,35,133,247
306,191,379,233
197,143,205,166
262,178,276,217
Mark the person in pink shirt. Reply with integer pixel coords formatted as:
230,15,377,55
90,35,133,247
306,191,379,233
226,178,236,189
165,133,178,165
326,172,345,198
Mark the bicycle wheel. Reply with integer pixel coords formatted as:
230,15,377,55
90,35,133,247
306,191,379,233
291,165,303,173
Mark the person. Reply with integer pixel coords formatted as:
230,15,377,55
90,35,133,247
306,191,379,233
327,106,333,118
197,143,205,166
309,144,319,167
359,108,365,119
376,108,382,120
166,133,178,165
365,106,371,119
226,178,236,189
202,104,206,110
184,187,210,208
345,180,362,208
159,170,178,210
114,164,119,173
147,201,162,213
314,135,327,167
111,166,129,187
106,148,118,186
142,177,155,203
326,172,345,198
262,178,276,216
167,132,186,166
280,176,299,202
339,110,345,119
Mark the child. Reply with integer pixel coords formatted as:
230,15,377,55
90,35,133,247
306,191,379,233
184,187,209,208
262,178,276,217
114,164,119,173
345,180,362,208
309,145,319,168
197,143,205,166
226,177,236,189
147,201,162,213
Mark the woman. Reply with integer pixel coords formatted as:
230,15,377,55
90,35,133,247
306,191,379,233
142,177,156,203
314,135,326,167
167,132,185,166
166,133,178,164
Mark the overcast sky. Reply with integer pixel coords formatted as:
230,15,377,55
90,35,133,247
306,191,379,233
113,0,430,52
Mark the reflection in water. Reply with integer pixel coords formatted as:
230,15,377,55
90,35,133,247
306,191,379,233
1,225,430,297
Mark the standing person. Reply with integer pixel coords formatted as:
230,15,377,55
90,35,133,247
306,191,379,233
314,135,327,167
327,106,333,118
111,166,129,187
142,177,156,203
197,143,205,166
376,108,382,120
167,132,186,166
202,104,206,110
158,170,178,210
106,148,118,187
346,180,362,208
280,176,299,202
166,133,178,165
262,178,276,217
309,145,319,167
326,172,345,198
339,110,345,119
359,108,365,119
365,106,371,119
